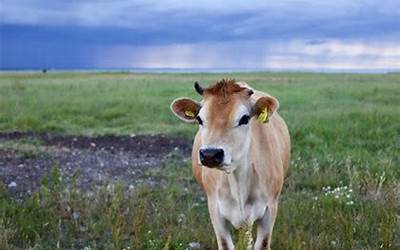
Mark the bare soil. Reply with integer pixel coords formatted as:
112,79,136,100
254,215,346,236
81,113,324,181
0,132,191,197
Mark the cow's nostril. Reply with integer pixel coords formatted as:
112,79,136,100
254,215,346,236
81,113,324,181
199,150,206,162
214,149,224,164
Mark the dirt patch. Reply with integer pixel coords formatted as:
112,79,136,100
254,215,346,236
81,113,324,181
0,132,192,197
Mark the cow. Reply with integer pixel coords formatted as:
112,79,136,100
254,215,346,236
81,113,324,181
170,79,290,250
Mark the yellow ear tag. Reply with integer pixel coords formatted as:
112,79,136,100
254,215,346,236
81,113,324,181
257,108,269,123
184,110,195,118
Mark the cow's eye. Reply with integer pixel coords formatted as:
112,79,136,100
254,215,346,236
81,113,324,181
238,115,250,126
196,116,203,125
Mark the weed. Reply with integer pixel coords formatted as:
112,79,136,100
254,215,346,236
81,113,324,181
0,72,399,249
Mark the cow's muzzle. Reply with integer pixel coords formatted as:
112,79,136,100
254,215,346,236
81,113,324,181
199,148,224,168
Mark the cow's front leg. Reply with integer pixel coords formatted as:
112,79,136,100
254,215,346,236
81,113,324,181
254,201,278,250
208,200,234,250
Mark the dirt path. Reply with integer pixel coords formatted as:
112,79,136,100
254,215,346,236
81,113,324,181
0,132,191,197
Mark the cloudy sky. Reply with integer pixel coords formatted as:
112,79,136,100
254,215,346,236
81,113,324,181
1,0,399,71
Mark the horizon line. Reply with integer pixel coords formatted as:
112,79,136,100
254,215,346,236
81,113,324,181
1,67,400,74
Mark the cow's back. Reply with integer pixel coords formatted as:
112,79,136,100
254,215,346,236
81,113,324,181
251,89,290,170
266,112,290,174
247,111,289,201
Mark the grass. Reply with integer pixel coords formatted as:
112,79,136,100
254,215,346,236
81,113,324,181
0,72,399,249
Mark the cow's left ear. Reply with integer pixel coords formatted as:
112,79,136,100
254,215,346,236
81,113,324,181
170,97,201,123
253,95,279,123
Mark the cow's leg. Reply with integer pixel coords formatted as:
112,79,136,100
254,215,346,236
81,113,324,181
254,201,278,250
208,200,234,250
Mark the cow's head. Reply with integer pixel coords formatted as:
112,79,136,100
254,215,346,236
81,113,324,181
171,79,279,172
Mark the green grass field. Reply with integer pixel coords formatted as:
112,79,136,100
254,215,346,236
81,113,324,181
0,72,399,249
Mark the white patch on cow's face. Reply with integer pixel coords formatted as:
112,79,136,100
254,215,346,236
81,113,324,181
197,101,252,173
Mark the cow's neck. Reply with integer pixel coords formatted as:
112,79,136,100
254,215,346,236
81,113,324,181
226,152,252,213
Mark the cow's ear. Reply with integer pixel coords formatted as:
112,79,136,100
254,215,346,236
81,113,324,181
253,95,279,123
170,97,201,123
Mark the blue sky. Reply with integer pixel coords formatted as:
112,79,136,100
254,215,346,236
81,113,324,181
1,0,399,71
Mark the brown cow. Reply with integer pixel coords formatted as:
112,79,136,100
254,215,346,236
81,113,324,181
171,79,290,249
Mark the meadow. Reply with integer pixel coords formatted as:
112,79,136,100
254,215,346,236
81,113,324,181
0,72,399,249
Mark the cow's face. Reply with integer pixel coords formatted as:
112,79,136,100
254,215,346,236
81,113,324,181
171,80,278,173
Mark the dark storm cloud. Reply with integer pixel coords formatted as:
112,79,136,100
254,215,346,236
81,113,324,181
1,0,399,70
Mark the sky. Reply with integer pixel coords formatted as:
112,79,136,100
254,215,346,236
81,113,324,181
1,0,399,71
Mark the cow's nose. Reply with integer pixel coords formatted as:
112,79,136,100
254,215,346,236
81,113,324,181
199,148,224,167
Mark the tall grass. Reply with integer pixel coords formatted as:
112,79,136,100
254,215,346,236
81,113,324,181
0,158,398,249
0,72,399,249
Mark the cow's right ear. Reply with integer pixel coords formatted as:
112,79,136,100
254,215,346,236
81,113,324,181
170,97,201,123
